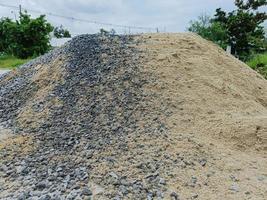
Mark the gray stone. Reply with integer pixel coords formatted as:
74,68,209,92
40,194,52,200
170,192,179,200
35,181,47,190
229,183,239,192
199,159,207,167
82,187,92,196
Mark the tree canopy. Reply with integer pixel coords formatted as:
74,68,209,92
53,25,71,38
188,0,267,60
0,12,53,58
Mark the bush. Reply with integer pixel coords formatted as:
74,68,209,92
54,25,71,38
247,52,267,79
0,12,53,58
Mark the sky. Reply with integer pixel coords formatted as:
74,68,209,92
0,0,255,35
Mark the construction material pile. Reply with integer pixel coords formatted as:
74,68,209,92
0,33,267,199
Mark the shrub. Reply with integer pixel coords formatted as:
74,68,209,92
0,12,53,58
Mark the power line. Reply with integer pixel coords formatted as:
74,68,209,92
0,3,157,32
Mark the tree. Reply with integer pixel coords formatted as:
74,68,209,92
0,11,53,58
213,0,267,60
99,28,117,36
53,25,71,38
188,0,267,60
0,18,13,53
188,14,228,49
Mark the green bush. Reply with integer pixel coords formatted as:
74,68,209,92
247,52,267,79
0,12,53,59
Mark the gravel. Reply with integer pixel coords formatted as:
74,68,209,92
0,34,169,199
1,33,266,199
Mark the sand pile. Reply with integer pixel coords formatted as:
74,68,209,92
0,33,266,199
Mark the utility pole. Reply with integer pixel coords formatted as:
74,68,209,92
19,4,22,14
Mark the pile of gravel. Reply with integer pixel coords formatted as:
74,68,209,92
1,33,267,200
0,34,169,199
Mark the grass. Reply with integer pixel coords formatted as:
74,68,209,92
0,54,31,69
247,52,267,79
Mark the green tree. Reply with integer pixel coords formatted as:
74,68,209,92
214,0,267,60
188,0,267,60
0,11,53,58
53,25,71,38
188,14,228,49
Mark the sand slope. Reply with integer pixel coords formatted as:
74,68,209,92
139,33,267,151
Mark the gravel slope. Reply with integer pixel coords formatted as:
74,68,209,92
0,33,266,200
0,70,9,75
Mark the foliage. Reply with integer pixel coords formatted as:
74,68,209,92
247,52,267,78
53,25,71,38
188,0,267,60
99,28,116,36
0,11,53,58
0,53,31,69
188,14,228,49
213,0,267,60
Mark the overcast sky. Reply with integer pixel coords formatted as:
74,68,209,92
0,0,256,35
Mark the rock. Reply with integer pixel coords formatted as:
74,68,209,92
147,193,153,200
82,187,92,196
230,175,239,182
56,167,63,172
257,175,267,181
199,159,207,167
0,164,8,172
191,176,197,184
39,194,52,200
35,181,47,190
66,189,80,200
119,185,128,195
170,192,179,200
107,172,120,185
17,192,30,200
188,176,198,187
159,178,166,185
229,183,239,192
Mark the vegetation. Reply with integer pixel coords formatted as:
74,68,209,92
188,14,228,49
99,28,116,36
247,52,267,78
0,11,53,59
188,0,267,61
53,25,71,38
0,53,31,69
